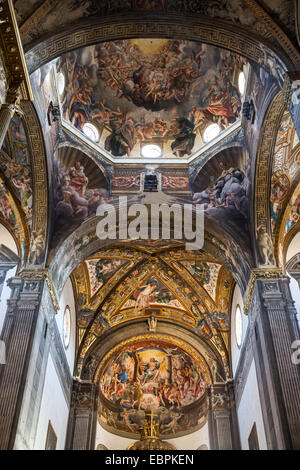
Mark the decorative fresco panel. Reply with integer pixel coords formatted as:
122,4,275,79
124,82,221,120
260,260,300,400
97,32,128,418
57,39,246,159
270,172,290,234
52,147,109,239
284,189,300,235
122,276,185,311
179,261,221,300
0,181,17,230
86,258,126,297
0,118,33,226
193,149,251,237
100,341,207,411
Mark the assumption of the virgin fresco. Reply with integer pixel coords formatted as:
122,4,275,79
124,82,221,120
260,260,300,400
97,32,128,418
57,39,247,159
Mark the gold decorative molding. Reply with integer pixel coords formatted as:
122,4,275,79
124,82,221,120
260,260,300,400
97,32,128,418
254,91,286,263
19,268,59,312
0,0,33,101
244,268,285,315
21,101,48,266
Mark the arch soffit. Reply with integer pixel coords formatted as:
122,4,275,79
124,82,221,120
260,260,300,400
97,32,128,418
24,15,298,74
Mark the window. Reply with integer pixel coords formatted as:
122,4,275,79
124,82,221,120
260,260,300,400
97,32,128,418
238,71,246,95
63,305,71,349
248,422,260,450
56,72,65,96
203,123,220,143
82,122,99,142
235,304,243,347
141,144,162,158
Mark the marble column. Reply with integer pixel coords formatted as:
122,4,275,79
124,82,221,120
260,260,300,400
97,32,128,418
0,275,45,449
250,277,300,449
65,380,98,450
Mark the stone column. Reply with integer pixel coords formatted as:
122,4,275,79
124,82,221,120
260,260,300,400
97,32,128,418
0,88,22,149
0,275,45,449
65,380,98,450
251,277,300,449
207,381,240,450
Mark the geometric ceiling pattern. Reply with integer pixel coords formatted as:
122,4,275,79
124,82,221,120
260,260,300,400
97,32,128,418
72,244,234,380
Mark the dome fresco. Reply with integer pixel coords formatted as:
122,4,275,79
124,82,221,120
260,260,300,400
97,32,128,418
57,39,248,160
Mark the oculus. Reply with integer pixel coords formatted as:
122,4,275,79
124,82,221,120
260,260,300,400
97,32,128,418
141,144,162,158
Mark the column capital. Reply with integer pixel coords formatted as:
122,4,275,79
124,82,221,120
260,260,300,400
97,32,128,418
18,268,59,313
244,268,286,314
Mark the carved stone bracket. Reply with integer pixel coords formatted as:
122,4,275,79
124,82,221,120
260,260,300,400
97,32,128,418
244,268,285,315
19,269,59,313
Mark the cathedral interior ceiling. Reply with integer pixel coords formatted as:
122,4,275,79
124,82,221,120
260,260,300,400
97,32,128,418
0,1,299,442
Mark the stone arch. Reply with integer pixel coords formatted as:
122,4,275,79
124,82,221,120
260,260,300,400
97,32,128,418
20,101,49,268
253,89,288,268
24,14,297,75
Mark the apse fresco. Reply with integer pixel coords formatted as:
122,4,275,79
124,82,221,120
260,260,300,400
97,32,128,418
122,276,184,311
100,342,206,411
57,39,247,158
86,258,126,296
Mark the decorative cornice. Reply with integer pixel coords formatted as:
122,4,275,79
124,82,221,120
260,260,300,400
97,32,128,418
19,269,59,313
24,15,295,74
0,0,33,101
244,268,285,315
